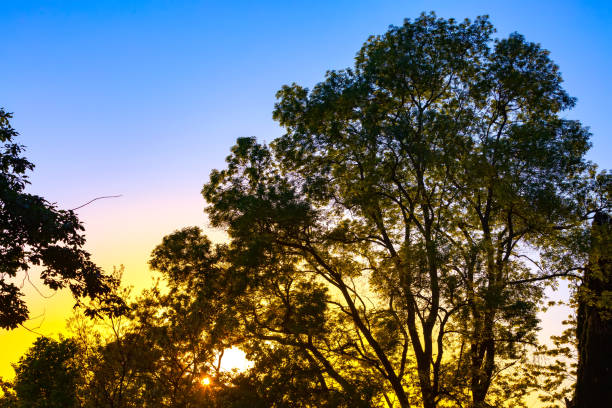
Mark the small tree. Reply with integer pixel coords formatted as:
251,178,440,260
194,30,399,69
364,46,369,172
12,337,80,408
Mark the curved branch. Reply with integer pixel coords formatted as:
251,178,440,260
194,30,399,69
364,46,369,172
71,195,122,210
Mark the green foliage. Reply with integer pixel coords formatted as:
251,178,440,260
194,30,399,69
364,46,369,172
216,345,356,408
12,337,80,408
3,12,609,408
198,12,607,408
66,264,234,408
528,312,578,407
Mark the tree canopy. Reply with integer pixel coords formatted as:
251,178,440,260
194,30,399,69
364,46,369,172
195,13,608,407
12,337,80,408
1,12,610,408
0,108,124,329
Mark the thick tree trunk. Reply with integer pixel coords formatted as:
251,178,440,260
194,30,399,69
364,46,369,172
470,312,496,408
573,212,612,408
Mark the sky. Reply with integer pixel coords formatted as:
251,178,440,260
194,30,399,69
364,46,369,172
1,0,611,379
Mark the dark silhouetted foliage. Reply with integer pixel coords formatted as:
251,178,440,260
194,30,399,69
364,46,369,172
2,12,610,408
572,212,612,407
198,12,608,408
12,337,80,408
0,108,125,329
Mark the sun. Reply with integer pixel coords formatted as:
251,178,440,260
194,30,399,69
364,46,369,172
201,376,211,386
218,347,252,372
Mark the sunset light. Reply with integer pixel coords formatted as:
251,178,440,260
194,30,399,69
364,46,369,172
1,1,611,407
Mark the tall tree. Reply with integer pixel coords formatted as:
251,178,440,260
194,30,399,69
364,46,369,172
0,108,123,329
573,211,612,407
198,13,607,407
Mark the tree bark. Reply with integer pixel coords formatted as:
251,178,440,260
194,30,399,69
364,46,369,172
573,212,612,408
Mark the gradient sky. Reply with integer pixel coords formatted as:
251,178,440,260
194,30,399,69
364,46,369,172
1,0,611,379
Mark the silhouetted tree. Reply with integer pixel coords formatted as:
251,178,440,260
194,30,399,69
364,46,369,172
0,108,124,329
12,337,80,408
195,13,608,407
69,260,231,408
215,345,357,408
4,12,608,408
572,211,612,407
0,377,17,408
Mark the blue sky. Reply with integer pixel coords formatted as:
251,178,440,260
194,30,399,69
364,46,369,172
3,1,611,202
1,0,611,377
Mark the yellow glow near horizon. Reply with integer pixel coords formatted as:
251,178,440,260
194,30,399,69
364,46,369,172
201,377,211,386
0,193,220,380
219,347,252,372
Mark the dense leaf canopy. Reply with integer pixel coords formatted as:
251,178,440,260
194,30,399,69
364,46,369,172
1,12,610,408
197,13,609,407
12,337,80,408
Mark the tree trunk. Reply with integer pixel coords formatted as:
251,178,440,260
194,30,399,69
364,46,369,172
573,212,612,407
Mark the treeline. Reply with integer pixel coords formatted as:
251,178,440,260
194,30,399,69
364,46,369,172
1,12,611,408
0,266,288,408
